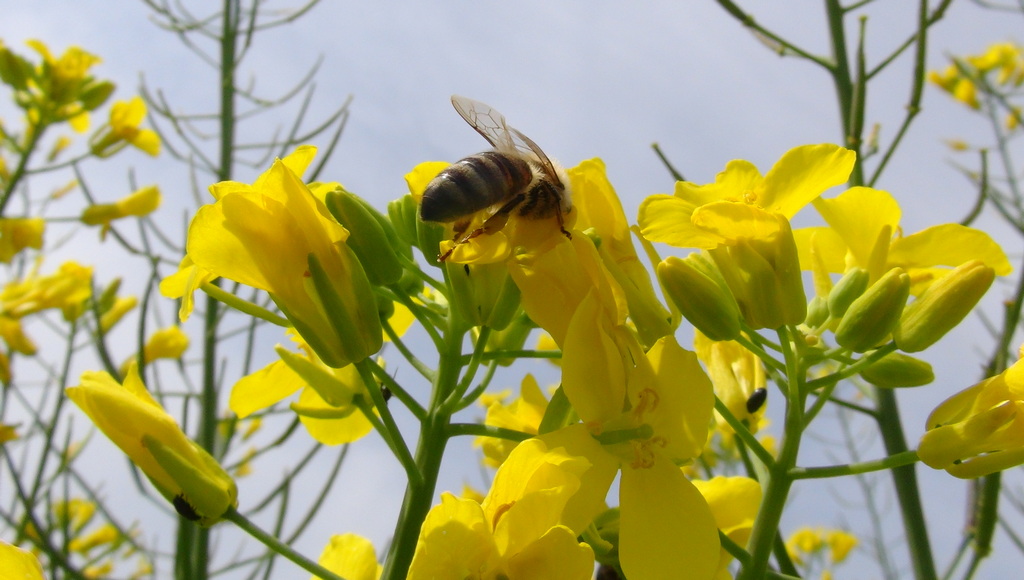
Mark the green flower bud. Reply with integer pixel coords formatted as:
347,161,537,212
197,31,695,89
446,260,521,330
485,311,538,366
79,80,115,111
0,47,32,91
658,253,741,341
325,187,403,286
828,267,869,320
895,260,995,353
834,267,910,352
805,295,829,328
859,352,935,388
709,216,806,329
387,194,421,249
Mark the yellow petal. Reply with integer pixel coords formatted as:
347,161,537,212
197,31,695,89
619,455,720,580
760,144,856,217
811,186,900,270
506,525,594,580
314,534,381,580
562,289,626,424
638,194,724,248
407,493,496,580
229,359,304,418
889,223,1011,277
0,541,44,580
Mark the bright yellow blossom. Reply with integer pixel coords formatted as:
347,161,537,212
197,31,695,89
695,331,767,432
141,326,189,363
0,218,44,263
90,97,160,157
66,362,237,525
409,432,611,580
81,185,161,238
0,541,44,580
186,146,381,368
229,339,374,446
638,144,855,249
919,355,1024,477
2,261,92,320
476,374,550,467
314,534,381,580
69,523,121,554
692,476,762,580
795,186,1010,294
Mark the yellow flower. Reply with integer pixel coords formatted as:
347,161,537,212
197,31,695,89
0,541,44,580
158,255,217,322
409,434,608,580
918,356,1024,478
314,534,381,580
638,144,856,249
826,530,858,564
475,374,550,467
557,335,720,578
66,362,238,525
692,476,762,579
186,146,381,368
81,185,161,239
141,326,189,363
69,523,121,554
0,218,44,263
786,527,824,565
24,40,109,131
795,187,1010,294
90,97,160,157
695,331,767,432
53,498,96,532
508,234,625,347
229,340,374,446
0,315,37,355
2,261,92,321
570,159,671,344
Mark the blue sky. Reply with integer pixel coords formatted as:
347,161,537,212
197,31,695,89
4,1,1024,577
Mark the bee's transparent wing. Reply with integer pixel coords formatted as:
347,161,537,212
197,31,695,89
451,95,561,184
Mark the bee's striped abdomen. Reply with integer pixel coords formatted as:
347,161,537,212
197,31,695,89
419,151,533,223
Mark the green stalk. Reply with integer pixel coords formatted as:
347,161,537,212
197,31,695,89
379,317,466,579
738,326,804,580
224,508,345,580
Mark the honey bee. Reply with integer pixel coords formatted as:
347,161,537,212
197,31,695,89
419,95,573,261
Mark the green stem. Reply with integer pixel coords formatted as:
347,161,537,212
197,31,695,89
379,318,465,580
224,508,345,580
201,283,290,327
875,387,937,579
738,326,804,580
789,450,919,479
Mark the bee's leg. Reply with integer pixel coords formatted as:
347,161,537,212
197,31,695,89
556,206,572,240
438,194,526,262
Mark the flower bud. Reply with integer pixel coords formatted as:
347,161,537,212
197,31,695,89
834,267,910,352
708,215,806,329
304,250,383,367
895,260,995,353
805,295,829,328
325,187,404,286
859,352,934,388
658,253,741,341
387,194,421,250
446,260,521,330
827,268,869,320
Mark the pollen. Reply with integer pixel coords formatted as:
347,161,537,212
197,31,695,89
743,190,759,204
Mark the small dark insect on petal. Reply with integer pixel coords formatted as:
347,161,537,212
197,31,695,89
173,495,201,521
381,385,392,403
746,388,768,414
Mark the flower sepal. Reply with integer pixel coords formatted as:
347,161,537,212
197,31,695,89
143,435,238,526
